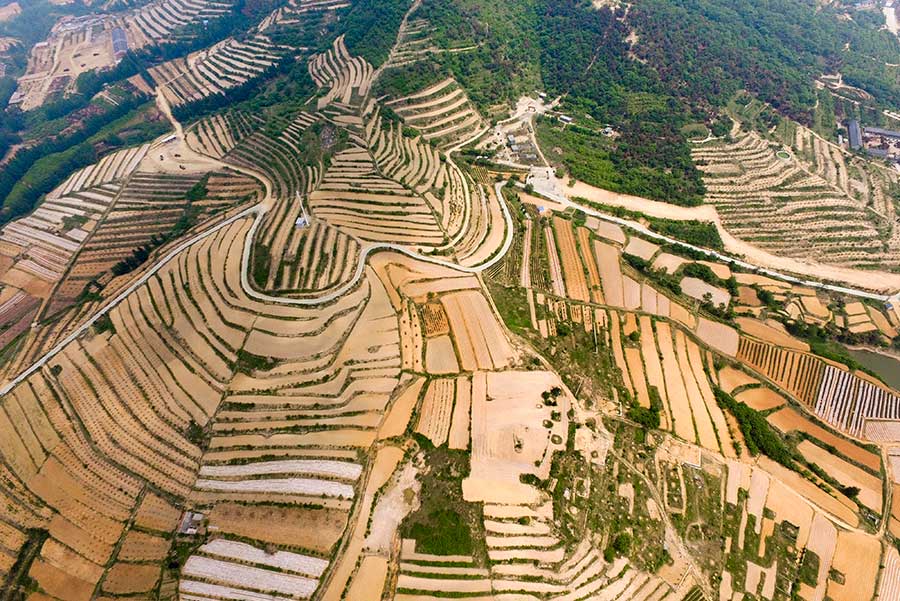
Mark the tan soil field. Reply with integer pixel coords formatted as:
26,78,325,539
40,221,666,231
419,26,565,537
425,335,459,374
737,286,762,307
624,236,659,261
681,277,730,307
416,378,455,446
652,253,688,274
101,563,160,594
624,346,651,408
797,440,882,512
448,375,471,450
622,275,641,310
134,492,180,532
804,513,837,601
767,407,880,471
594,240,624,307
553,217,589,302
827,530,879,601
346,555,388,601
718,366,760,393
734,387,787,411
695,317,739,357
699,261,731,280
656,321,695,443
29,561,95,601
118,530,170,561
594,220,626,244
379,377,427,440
207,503,347,552
757,457,858,527
464,371,567,505
441,290,513,370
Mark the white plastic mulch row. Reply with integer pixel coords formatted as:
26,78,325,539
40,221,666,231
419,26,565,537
199,459,361,480
182,556,318,598
199,539,328,577
194,476,354,498
179,580,296,601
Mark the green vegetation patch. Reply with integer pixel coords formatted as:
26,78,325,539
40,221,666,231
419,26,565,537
536,118,704,207
714,387,795,467
400,444,485,559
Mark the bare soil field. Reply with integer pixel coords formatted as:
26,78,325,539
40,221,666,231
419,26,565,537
797,440,882,512
207,503,347,552
101,563,160,594
464,371,567,505
734,387,787,411
827,530,880,601
766,407,881,471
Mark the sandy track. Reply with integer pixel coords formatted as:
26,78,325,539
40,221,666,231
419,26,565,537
562,180,900,295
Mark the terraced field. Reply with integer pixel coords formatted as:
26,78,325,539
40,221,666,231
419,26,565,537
694,127,900,271
13,0,235,109
4,8,900,601
151,35,286,107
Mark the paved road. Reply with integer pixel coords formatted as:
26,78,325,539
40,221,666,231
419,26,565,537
0,205,261,397
1,179,514,394
532,184,892,302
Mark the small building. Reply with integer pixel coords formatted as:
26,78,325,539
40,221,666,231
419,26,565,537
558,115,573,124
177,511,204,535
864,126,900,140
848,120,862,149
295,215,309,228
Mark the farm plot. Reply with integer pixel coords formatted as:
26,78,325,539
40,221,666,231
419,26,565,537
815,365,900,439
186,111,264,159
441,290,514,371
0,144,149,343
385,78,489,149
453,175,508,268
50,168,238,316
693,129,900,271
115,0,234,49
151,35,286,107
740,335,900,440
736,338,825,406
0,212,403,590
308,35,373,109
553,217,589,302
366,110,472,243
415,378,455,446
179,539,324,600
796,440,882,512
463,371,568,505
308,146,446,247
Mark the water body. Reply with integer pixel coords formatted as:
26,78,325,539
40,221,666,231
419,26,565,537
847,348,900,390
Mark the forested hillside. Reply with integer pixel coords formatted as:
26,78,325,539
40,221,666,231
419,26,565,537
630,0,900,125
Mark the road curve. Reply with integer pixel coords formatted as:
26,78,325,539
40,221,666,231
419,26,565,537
238,181,515,306
537,186,892,302
0,205,261,397
0,180,514,395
